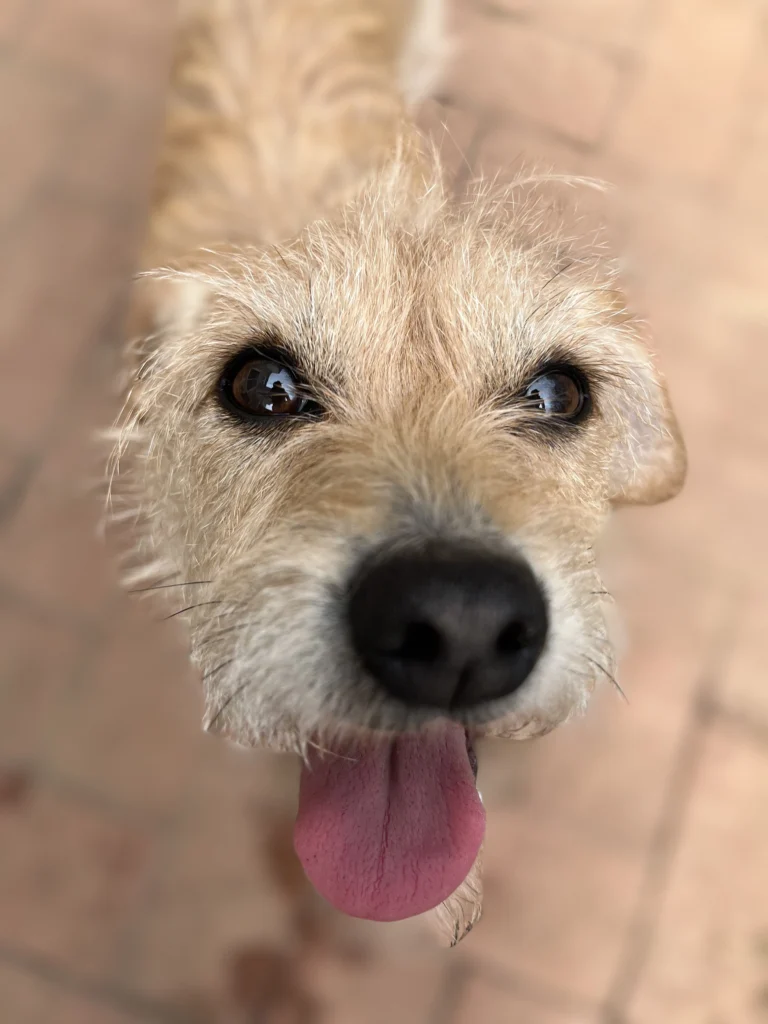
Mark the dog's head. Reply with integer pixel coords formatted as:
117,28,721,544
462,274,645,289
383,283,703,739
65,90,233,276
111,163,685,927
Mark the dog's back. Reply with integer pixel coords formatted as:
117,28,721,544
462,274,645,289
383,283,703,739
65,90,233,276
144,0,444,269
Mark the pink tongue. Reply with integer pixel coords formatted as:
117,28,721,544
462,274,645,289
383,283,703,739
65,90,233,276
294,723,485,922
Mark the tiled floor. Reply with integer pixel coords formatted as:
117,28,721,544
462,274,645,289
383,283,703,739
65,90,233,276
1,0,767,1021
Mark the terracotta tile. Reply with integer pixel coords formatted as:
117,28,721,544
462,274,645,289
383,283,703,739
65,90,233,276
0,784,153,978
624,308,768,591
45,597,202,816
456,107,635,280
0,59,93,227
618,181,726,289
458,808,643,1002
0,598,88,762
123,741,298,995
303,950,444,1024
475,120,588,176
156,739,301,891
0,0,29,44
0,965,141,1024
718,586,768,727
471,0,535,15
0,436,26,513
478,690,679,858
26,0,175,95
0,342,122,616
735,142,768,229
0,191,133,446
483,0,644,53
449,7,619,144
534,0,645,53
611,0,755,183
628,721,768,1024
734,43,768,225
62,84,166,212
454,975,595,1024
126,883,296,1004
599,514,731,694
477,517,728,858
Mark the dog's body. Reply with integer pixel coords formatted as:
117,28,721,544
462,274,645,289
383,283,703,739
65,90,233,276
111,0,685,942
137,0,442,270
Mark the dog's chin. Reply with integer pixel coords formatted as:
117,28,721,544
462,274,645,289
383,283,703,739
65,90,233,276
204,684,577,749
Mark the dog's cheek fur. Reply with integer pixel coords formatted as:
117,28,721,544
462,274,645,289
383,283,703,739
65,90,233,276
141,415,609,747
112,187,630,751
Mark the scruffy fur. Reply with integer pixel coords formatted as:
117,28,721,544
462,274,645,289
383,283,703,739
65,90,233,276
110,0,686,943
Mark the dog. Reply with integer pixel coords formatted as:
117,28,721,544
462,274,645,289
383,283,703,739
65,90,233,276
108,0,686,945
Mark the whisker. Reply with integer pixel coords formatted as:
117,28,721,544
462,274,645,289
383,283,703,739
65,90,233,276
305,738,357,763
206,679,252,731
131,580,211,594
196,621,260,648
202,659,236,682
585,655,628,703
126,570,180,589
540,259,574,291
163,600,228,621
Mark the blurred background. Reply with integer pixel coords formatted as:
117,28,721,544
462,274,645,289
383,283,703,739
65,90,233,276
1,0,767,1021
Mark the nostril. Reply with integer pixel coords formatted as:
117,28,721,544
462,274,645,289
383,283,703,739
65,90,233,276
394,621,442,664
496,620,531,656
347,543,549,709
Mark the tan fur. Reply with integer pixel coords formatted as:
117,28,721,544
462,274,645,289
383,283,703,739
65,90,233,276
109,0,685,943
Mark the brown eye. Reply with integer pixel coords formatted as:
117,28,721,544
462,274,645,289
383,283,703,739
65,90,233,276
220,353,321,420
524,369,589,421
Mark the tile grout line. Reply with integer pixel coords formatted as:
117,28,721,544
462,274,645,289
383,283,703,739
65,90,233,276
599,686,712,1023
439,89,606,157
698,697,768,754
0,452,44,528
110,742,214,988
592,0,665,155
464,0,635,65
428,954,472,1024
600,595,744,1022
0,943,181,1024
466,955,599,1019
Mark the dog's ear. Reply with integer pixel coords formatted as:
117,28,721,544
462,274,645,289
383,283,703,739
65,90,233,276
601,293,687,506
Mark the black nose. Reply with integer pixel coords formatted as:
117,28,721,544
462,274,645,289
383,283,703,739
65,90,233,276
347,543,548,710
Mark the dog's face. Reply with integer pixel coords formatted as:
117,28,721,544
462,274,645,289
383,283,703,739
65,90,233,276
114,173,685,925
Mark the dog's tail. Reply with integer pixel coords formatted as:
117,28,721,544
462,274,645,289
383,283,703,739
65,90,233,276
144,0,447,266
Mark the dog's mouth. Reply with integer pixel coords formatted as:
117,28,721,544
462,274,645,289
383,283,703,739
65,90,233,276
293,721,485,921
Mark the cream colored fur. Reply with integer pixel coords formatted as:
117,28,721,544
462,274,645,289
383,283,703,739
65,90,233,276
109,0,685,944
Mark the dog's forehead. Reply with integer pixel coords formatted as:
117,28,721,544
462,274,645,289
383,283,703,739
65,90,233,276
201,211,625,393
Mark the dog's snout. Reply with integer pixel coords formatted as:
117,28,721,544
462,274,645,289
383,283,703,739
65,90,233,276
347,544,548,710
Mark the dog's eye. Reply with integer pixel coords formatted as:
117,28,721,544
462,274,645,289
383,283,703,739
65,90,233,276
220,354,321,419
524,368,588,420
